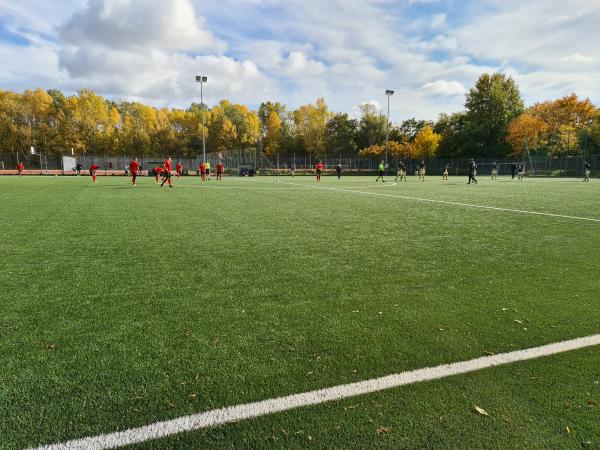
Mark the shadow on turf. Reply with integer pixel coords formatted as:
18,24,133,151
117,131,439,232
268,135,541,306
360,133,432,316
79,184,157,189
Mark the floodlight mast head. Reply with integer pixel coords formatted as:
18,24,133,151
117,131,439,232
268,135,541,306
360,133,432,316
385,89,395,96
196,76,208,83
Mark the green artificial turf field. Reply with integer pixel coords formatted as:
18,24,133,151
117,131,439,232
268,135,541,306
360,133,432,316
1,174,599,449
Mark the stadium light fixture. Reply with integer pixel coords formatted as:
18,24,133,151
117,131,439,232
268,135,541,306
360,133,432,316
385,90,395,170
195,76,208,163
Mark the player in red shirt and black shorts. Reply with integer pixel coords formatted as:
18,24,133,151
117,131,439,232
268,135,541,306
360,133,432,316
89,164,99,183
17,162,24,178
199,162,206,181
161,157,173,187
315,161,324,181
161,168,173,188
129,158,139,186
176,161,182,178
216,162,224,180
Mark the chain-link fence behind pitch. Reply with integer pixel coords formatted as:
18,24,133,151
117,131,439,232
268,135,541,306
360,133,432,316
1,151,598,177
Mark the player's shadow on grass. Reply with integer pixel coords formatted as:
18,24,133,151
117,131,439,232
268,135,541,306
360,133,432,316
436,181,494,186
79,185,156,189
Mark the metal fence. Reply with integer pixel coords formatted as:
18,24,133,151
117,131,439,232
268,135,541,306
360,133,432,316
1,151,598,177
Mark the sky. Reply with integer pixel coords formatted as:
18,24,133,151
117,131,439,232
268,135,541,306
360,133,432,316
0,0,599,120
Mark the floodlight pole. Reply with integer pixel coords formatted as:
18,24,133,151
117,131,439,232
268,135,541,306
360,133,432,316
385,90,395,172
196,76,208,163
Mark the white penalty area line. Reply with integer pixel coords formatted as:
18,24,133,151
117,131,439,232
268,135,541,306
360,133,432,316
281,182,600,223
34,334,600,450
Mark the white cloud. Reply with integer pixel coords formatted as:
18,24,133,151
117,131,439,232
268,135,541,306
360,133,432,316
1,0,599,120
284,51,326,76
0,41,63,91
51,0,274,106
559,53,595,64
422,80,466,96
431,13,446,29
548,12,585,25
60,0,226,53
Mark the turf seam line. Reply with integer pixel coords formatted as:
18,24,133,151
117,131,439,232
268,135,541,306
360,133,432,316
32,334,600,450
280,182,600,223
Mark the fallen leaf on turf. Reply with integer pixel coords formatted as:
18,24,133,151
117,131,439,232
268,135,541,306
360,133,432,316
307,434,313,443
376,426,391,434
564,426,572,434
484,351,495,356
501,308,508,311
43,343,57,350
344,404,360,411
474,405,489,416
513,319,523,324
587,400,597,407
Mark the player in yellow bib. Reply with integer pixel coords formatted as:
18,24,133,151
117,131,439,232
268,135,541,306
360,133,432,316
376,161,385,182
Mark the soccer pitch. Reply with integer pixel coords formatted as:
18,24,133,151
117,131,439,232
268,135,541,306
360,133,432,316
1,174,599,449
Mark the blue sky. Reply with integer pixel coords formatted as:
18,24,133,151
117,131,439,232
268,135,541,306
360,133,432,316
1,0,599,120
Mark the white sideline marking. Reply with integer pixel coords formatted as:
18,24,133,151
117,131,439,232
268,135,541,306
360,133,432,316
33,334,600,450
281,182,600,223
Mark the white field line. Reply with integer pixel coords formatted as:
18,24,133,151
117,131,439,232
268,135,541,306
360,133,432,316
33,334,600,450
279,182,600,223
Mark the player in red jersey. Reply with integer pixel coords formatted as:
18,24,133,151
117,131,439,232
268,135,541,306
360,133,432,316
216,162,224,180
315,161,324,181
164,157,172,172
129,158,139,186
89,164,99,183
153,166,163,183
176,161,182,178
17,162,24,178
199,161,206,181
161,168,173,188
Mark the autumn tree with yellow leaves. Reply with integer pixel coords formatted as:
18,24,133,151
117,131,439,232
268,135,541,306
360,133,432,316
411,126,441,159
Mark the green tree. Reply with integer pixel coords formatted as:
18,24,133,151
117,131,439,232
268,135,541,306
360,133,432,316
399,118,433,142
463,73,525,157
325,113,358,156
434,112,467,158
356,103,387,150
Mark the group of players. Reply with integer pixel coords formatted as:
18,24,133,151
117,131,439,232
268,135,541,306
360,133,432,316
15,158,593,184
86,157,225,187
366,159,592,184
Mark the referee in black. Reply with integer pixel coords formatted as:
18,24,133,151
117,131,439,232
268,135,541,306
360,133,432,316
468,159,478,184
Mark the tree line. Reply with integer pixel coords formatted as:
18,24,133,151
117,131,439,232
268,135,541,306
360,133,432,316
1,73,599,159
